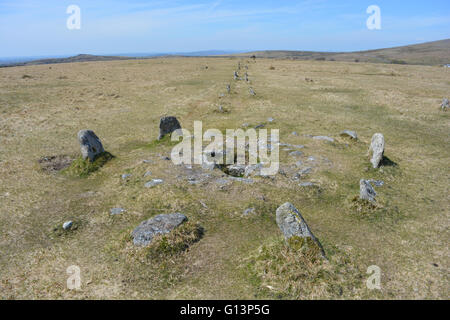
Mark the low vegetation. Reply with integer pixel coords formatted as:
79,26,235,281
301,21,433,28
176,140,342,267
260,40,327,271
0,55,448,299
63,152,114,177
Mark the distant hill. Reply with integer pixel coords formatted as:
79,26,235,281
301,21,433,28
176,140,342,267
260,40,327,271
2,40,449,67
233,39,450,66
0,54,134,67
0,51,242,68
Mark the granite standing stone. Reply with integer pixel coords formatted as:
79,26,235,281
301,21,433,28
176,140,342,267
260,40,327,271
360,179,377,202
276,202,325,256
158,116,182,140
77,130,105,162
368,133,385,168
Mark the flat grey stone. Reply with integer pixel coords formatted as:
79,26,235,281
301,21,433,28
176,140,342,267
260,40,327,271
144,179,164,188
299,167,312,176
144,171,152,177
312,136,334,142
340,130,358,140
280,143,304,149
77,130,105,162
369,179,384,187
299,182,315,187
267,117,274,122
158,116,181,140
291,131,299,136
229,177,254,184
121,174,132,180
243,208,256,216
215,178,229,185
132,213,187,246
289,151,303,157
110,207,126,215
368,133,385,168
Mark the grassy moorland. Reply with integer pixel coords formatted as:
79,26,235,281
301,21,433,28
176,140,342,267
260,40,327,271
235,39,450,66
0,57,448,299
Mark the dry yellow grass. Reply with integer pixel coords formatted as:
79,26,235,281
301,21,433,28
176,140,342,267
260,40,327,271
0,57,448,299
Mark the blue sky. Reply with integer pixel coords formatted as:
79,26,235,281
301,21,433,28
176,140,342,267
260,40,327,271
0,0,449,57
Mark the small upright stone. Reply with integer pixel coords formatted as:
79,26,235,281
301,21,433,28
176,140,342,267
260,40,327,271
276,202,325,256
63,221,73,230
226,84,231,94
249,87,256,96
78,130,104,162
158,116,181,140
360,179,377,202
441,98,449,111
368,133,385,168
234,71,238,80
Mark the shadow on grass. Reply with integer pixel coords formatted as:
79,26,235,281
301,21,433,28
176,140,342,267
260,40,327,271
380,155,398,167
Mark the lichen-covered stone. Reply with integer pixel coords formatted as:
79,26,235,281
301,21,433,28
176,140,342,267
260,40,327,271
77,130,104,162
368,133,385,168
275,203,324,257
226,164,246,177
359,179,377,202
132,213,188,246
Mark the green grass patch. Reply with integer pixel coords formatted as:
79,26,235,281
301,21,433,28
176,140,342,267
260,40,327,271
62,151,114,177
145,134,180,150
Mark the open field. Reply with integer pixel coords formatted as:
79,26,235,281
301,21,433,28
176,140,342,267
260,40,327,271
0,57,449,299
